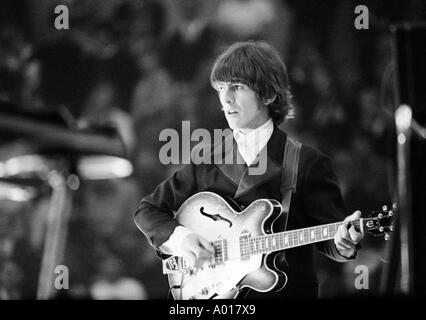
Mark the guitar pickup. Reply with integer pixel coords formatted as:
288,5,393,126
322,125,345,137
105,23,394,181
239,232,251,261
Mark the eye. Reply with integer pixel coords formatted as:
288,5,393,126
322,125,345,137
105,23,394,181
233,84,244,90
216,85,224,92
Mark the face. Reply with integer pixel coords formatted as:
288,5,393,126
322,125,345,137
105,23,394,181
214,81,270,131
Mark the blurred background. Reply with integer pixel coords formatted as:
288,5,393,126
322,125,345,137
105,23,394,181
0,0,425,299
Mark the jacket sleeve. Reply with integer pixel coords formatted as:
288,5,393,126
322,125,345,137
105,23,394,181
134,163,198,256
301,152,355,262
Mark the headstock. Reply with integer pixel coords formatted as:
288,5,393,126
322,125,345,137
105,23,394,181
362,205,395,240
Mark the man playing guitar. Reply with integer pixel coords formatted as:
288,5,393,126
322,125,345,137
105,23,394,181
134,41,364,299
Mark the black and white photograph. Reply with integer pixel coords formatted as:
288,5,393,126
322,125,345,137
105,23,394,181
0,0,425,315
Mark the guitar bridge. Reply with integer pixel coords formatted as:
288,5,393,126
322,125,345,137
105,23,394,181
213,238,227,266
162,238,229,275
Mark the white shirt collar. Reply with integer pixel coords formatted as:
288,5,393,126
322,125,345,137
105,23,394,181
233,118,274,166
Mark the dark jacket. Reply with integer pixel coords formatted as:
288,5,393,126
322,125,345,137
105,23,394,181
134,126,350,298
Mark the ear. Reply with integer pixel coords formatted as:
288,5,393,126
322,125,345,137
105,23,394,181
264,94,277,106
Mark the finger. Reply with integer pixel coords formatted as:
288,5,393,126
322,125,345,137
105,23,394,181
335,243,350,253
348,225,364,242
194,253,211,269
183,251,196,267
191,240,208,256
334,227,343,245
198,238,215,254
338,227,356,247
344,210,361,223
339,237,356,249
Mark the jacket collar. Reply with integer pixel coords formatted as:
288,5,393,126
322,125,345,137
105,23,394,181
213,125,287,198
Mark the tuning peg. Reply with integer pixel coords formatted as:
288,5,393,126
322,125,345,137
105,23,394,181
390,225,394,231
379,226,384,232
388,210,393,216
378,213,383,219
382,205,388,211
385,233,391,241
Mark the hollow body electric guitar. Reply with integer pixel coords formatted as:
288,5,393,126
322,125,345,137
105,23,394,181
162,192,393,300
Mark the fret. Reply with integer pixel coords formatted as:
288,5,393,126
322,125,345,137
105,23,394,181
283,234,288,248
315,226,322,242
329,224,335,238
322,226,328,238
330,223,337,238
292,231,299,247
333,223,338,236
247,221,349,257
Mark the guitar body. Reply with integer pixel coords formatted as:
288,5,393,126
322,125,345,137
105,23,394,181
163,192,393,299
167,192,287,299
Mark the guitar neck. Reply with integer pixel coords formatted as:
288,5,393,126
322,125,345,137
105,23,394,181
246,220,361,256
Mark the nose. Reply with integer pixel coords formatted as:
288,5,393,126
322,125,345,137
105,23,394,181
224,87,235,105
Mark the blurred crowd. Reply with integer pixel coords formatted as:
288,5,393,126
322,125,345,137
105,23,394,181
1,0,425,299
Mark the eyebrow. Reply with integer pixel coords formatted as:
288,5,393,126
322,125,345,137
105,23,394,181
215,81,246,86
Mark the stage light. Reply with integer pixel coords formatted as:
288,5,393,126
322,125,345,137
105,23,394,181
77,155,133,180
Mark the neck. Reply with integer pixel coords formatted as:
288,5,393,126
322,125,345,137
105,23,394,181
237,117,272,134
245,221,349,257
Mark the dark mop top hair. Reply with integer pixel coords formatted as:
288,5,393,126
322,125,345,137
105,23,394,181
210,40,294,125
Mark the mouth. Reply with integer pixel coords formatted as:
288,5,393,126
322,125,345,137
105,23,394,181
227,110,239,115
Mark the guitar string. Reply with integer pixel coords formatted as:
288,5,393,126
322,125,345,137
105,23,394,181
178,219,368,269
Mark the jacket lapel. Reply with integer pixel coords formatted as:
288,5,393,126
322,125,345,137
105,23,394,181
235,126,287,198
213,126,287,199
213,133,247,187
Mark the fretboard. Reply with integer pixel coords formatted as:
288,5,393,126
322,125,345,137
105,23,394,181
243,221,351,256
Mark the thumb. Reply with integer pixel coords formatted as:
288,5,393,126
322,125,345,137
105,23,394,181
345,210,361,223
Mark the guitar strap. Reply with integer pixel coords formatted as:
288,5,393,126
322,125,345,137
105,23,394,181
279,136,302,265
240,135,302,298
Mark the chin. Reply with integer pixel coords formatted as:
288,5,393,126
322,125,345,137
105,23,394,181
227,120,245,130
226,121,238,130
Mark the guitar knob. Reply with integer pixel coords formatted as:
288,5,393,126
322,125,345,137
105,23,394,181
390,226,394,231
385,234,391,241
379,226,384,232
200,288,209,295
382,205,388,211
